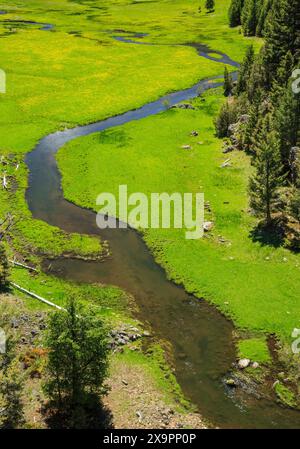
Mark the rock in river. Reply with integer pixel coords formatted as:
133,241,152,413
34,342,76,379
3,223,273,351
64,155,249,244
225,378,237,387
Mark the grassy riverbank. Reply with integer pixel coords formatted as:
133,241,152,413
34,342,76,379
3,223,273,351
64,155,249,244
58,85,300,353
0,0,278,427
0,0,257,425
0,0,255,263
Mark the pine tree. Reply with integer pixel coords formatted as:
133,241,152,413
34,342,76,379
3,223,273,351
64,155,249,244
224,66,233,97
236,44,255,94
215,100,238,137
229,0,244,27
271,51,294,102
205,0,215,13
263,0,300,86
242,0,258,36
256,0,272,36
44,298,109,426
274,79,300,177
240,98,258,150
249,115,285,224
289,187,300,224
246,55,265,102
290,145,300,186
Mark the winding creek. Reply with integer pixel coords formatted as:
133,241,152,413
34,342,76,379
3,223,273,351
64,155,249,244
19,25,300,428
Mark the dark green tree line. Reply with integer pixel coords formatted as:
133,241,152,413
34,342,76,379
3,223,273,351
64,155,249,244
218,0,300,235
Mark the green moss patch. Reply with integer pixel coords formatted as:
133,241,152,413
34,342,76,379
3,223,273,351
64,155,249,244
274,382,297,408
238,337,271,364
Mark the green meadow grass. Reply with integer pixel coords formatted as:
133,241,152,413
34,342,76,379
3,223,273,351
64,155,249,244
0,0,270,407
238,338,271,364
0,0,256,261
274,382,297,408
0,156,102,262
57,88,300,345
10,266,130,323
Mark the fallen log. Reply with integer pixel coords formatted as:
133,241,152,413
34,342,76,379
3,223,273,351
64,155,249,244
10,282,66,311
9,259,38,273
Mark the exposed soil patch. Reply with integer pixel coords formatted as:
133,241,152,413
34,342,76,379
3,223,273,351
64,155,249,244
104,358,206,429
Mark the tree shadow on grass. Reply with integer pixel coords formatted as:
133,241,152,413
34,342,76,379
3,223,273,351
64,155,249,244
42,393,114,429
249,219,286,248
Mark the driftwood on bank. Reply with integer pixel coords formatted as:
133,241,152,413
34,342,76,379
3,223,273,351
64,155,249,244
2,173,8,189
9,259,38,273
10,282,66,311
